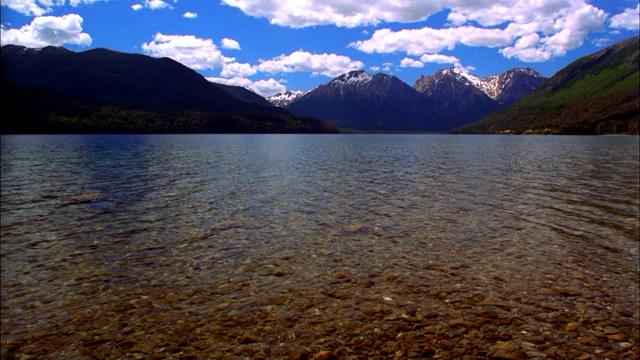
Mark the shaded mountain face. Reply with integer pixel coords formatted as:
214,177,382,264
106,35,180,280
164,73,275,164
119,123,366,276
413,67,547,122
286,70,458,131
1,45,273,112
452,36,639,135
414,67,546,103
493,68,548,104
284,67,546,132
0,45,339,134
414,68,501,122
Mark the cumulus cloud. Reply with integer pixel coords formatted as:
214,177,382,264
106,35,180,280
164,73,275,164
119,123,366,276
142,33,233,70
221,38,241,50
350,1,608,63
1,0,103,16
183,12,198,19
206,76,254,88
257,50,364,77
420,53,460,65
399,58,424,68
132,0,172,11
610,5,640,30
220,0,444,28
250,78,287,97
220,0,612,63
68,0,105,6
207,76,286,97
0,14,92,47
220,61,257,78
400,53,461,69
351,26,512,55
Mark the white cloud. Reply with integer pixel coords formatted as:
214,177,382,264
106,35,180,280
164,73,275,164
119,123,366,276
350,26,512,56
419,53,460,65
1,0,52,16
400,53,461,69
350,1,608,63
207,76,286,97
610,5,640,30
1,0,103,16
220,0,444,28
381,62,394,72
250,78,287,97
133,0,172,10
68,0,105,6
0,14,92,47
257,50,364,77
220,61,257,77
221,38,241,50
499,4,607,62
207,76,254,88
400,58,424,68
141,33,233,70
183,12,198,19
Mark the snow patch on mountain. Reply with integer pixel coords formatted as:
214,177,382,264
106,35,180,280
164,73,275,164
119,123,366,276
436,67,545,100
267,90,308,107
331,70,373,87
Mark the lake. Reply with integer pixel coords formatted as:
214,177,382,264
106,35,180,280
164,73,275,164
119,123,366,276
1,134,638,359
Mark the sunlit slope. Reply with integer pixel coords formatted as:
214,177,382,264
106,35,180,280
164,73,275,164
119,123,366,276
453,36,639,135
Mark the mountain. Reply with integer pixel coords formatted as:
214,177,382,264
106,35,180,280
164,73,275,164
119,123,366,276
268,90,309,107
491,68,548,104
1,45,338,134
413,67,547,123
452,36,639,135
1,45,272,111
286,70,457,131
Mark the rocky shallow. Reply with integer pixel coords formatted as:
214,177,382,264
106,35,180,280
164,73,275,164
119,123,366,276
1,220,638,360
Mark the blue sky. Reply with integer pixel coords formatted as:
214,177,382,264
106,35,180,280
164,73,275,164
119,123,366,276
1,0,639,97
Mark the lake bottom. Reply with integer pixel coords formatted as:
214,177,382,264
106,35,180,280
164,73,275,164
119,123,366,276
1,134,638,359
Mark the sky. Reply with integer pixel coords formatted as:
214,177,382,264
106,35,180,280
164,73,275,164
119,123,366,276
1,1,639,98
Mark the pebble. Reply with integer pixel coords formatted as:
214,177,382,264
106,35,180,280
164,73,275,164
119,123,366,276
239,331,260,344
271,269,286,277
565,322,579,331
314,350,334,360
165,293,179,303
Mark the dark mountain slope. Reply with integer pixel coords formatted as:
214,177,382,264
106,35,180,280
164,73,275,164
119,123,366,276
0,80,338,134
453,36,639,135
1,45,338,133
1,45,271,111
413,67,547,124
414,69,501,123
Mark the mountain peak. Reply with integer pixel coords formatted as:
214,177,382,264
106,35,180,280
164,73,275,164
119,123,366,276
331,70,373,86
416,66,547,101
267,90,308,107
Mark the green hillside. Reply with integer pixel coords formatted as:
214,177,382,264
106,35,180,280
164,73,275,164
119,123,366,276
453,36,639,135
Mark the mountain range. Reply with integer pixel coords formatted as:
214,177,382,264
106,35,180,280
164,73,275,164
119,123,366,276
270,67,547,131
1,45,338,134
2,36,637,135
284,70,457,131
453,36,639,135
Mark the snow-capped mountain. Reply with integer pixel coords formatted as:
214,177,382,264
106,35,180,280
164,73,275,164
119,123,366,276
414,67,546,104
330,70,374,88
267,90,308,107
492,68,548,104
286,70,458,131
281,67,547,132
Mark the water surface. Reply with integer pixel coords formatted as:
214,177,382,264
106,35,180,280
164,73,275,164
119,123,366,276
1,134,638,359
